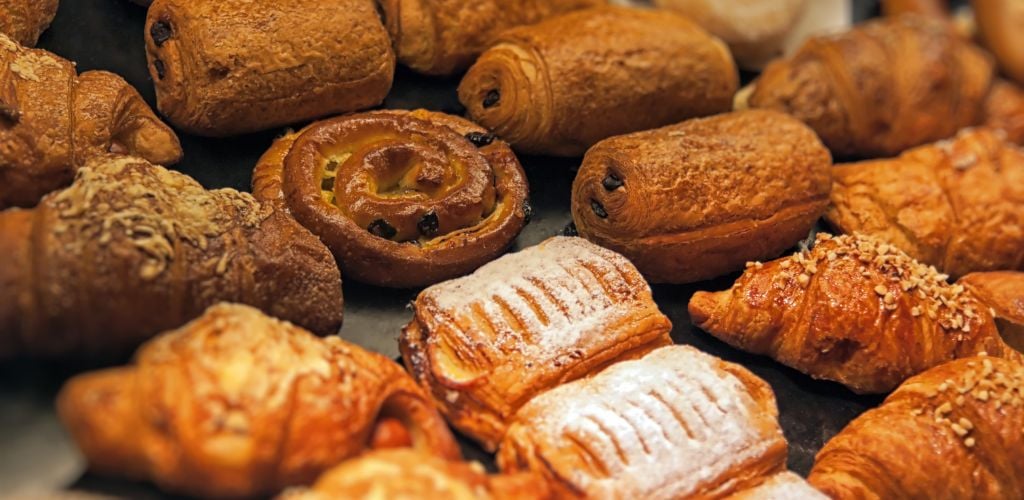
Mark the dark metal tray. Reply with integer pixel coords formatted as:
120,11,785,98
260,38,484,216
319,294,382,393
0,1,887,497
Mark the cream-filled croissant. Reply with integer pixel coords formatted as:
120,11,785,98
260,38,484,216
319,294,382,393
458,6,737,156
0,34,182,209
497,345,793,498
59,304,460,499
400,236,673,451
0,0,58,46
689,232,1022,394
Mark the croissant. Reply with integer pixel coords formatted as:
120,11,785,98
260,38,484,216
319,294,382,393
0,0,58,46
58,304,460,499
961,272,1024,352
253,109,529,288
145,0,394,136
458,6,737,156
497,345,792,498
400,236,673,451
0,34,182,209
749,15,993,158
974,0,1024,86
809,355,1024,498
279,449,549,500
689,232,1022,394
378,0,604,76
572,110,832,284
984,80,1024,145
825,128,1024,279
725,472,827,500
0,156,343,359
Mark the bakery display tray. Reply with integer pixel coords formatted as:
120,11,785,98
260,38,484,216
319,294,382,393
0,1,886,498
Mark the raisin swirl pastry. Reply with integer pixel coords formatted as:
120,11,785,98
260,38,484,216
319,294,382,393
400,237,673,451
253,109,529,288
58,304,461,499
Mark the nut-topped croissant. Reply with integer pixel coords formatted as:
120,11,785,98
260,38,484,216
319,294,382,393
58,304,461,499
0,34,182,209
497,345,800,499
400,236,673,451
809,355,1024,498
689,232,1022,394
279,449,550,500
825,128,1024,279
749,15,993,158
0,0,58,46
378,0,604,76
960,272,1024,352
0,156,343,359
253,109,530,288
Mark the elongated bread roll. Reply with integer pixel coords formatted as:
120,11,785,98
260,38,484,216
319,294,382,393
458,6,738,156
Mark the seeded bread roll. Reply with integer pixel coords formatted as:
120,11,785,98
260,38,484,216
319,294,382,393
572,110,832,284
378,0,604,76
0,0,58,46
458,6,738,156
145,0,394,136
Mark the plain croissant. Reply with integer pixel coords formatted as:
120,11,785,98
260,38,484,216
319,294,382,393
0,0,58,46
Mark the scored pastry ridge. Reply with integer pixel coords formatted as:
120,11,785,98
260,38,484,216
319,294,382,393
401,236,673,451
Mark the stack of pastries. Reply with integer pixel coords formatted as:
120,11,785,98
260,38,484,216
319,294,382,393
3,0,1024,498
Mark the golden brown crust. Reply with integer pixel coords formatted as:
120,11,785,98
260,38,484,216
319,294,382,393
689,233,1021,394
749,15,993,158
145,0,394,136
400,237,672,451
58,304,460,499
961,271,1024,352
458,6,737,156
278,449,550,500
0,34,182,209
974,0,1024,87
809,356,1024,498
379,0,603,76
881,0,950,18
984,79,1024,145
253,109,529,288
0,156,343,359
496,346,789,498
572,110,832,284
724,472,827,500
825,128,1024,279
0,0,58,47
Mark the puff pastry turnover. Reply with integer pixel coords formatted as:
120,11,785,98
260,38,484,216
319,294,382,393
400,236,673,451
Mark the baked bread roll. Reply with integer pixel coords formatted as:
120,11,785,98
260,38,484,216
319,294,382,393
0,157,343,359
0,34,181,209
400,236,673,451
497,345,791,498
974,0,1024,86
749,15,993,158
984,80,1024,144
279,450,549,500
378,0,604,76
572,110,832,284
689,232,1022,394
0,0,58,46
458,6,737,156
825,128,1024,279
960,272,1024,352
652,0,806,70
58,304,460,499
809,355,1024,498
253,109,529,288
145,0,394,136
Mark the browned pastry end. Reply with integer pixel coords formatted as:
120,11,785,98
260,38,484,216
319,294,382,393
458,6,737,156
689,233,1022,394
253,109,529,288
0,34,181,209
809,355,1024,498
572,110,832,284
0,156,343,359
825,128,1024,279
58,304,460,499
497,345,790,498
400,236,673,451
961,272,1024,352
278,449,550,500
882,0,950,18
984,79,1024,144
974,0,1024,86
749,15,993,158
0,0,58,46
145,0,394,136
378,0,604,76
